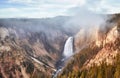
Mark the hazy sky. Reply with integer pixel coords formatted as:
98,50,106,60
0,0,120,18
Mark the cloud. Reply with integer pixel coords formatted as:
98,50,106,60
8,0,33,4
0,6,68,18
0,0,120,18
87,0,120,14
67,0,120,15
8,0,86,6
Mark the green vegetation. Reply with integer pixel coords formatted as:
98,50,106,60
58,38,120,78
58,54,120,78
58,45,102,78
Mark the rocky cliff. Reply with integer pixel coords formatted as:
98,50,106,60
58,14,120,78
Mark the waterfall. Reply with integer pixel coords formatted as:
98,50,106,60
52,37,74,78
63,37,74,58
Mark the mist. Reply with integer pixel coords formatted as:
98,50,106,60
0,10,114,43
62,8,115,51
64,9,108,38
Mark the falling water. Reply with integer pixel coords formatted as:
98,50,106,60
52,37,74,78
63,37,74,58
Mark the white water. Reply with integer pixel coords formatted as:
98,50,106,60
53,37,74,78
63,37,74,58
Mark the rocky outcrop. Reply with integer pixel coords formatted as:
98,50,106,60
84,26,120,68
58,14,120,78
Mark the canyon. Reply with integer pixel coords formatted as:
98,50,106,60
0,14,120,78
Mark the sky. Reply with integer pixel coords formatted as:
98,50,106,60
0,0,120,18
